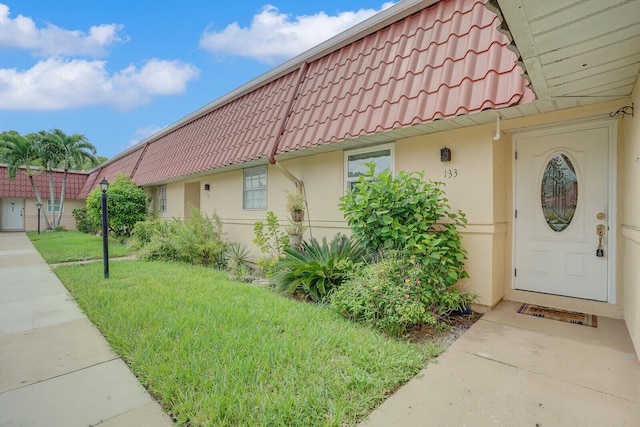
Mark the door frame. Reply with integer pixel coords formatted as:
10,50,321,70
511,118,618,303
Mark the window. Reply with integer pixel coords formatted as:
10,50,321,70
157,185,167,212
47,199,61,213
345,144,394,191
243,166,267,210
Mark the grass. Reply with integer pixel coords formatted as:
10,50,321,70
54,260,440,426
27,230,132,263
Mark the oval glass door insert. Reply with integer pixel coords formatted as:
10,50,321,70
541,154,578,232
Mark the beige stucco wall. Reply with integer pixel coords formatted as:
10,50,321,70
0,198,84,231
620,79,640,355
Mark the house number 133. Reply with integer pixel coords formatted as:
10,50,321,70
444,169,458,178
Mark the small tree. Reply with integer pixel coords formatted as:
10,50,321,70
85,174,150,238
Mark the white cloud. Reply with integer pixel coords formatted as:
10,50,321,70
0,3,126,57
0,58,200,111
199,3,396,63
130,125,165,146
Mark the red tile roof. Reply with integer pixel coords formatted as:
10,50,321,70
70,0,535,188
0,166,88,199
131,72,300,185
278,0,534,153
79,147,145,197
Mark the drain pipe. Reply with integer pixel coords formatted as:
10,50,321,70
268,62,308,190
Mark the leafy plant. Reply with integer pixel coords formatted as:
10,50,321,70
85,173,150,238
330,252,477,337
270,234,370,302
225,242,253,277
253,211,290,273
138,206,228,267
339,164,467,254
72,207,98,234
339,164,469,287
285,190,305,212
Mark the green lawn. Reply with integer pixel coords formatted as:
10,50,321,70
54,260,438,426
27,230,132,263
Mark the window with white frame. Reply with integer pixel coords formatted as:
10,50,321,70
157,185,167,212
47,199,62,212
345,144,394,191
243,166,267,210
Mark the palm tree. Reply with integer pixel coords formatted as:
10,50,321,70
37,129,97,226
0,131,53,229
33,130,64,227
51,129,97,226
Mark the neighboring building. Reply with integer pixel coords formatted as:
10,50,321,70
0,165,88,231
3,0,640,355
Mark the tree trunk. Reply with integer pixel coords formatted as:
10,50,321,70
48,170,56,229
57,169,68,226
26,171,52,230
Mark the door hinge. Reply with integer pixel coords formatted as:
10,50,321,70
515,210,517,219
514,268,517,277
515,151,518,160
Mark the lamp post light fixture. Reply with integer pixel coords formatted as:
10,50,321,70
100,178,110,279
36,202,42,234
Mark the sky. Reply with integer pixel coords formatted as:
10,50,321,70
0,0,394,159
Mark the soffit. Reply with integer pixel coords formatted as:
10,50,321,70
496,0,640,109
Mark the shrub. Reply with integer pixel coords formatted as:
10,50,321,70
85,174,150,238
339,164,467,257
72,207,98,234
330,252,475,337
270,234,370,302
253,211,289,274
339,164,469,295
128,219,166,250
138,207,228,268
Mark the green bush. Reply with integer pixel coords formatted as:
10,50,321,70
270,234,370,302
72,207,98,234
128,219,167,250
335,165,474,335
85,174,150,238
339,164,467,256
138,207,228,267
330,253,475,337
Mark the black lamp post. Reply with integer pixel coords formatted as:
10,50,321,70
100,178,109,279
36,202,42,234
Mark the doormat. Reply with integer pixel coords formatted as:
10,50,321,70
517,304,597,327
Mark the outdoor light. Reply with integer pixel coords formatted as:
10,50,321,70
100,178,109,279
204,184,210,191
440,147,451,162
100,178,109,192
36,202,42,235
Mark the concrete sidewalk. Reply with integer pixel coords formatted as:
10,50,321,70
361,301,640,426
0,232,173,427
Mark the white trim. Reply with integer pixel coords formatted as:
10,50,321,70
511,118,618,303
344,143,395,192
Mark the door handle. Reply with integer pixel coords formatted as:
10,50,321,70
596,224,606,257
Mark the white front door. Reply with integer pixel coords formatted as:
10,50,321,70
2,198,25,231
514,121,614,301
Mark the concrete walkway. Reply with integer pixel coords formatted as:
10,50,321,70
0,232,173,427
361,301,640,426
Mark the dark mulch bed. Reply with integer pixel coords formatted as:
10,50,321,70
406,311,483,348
